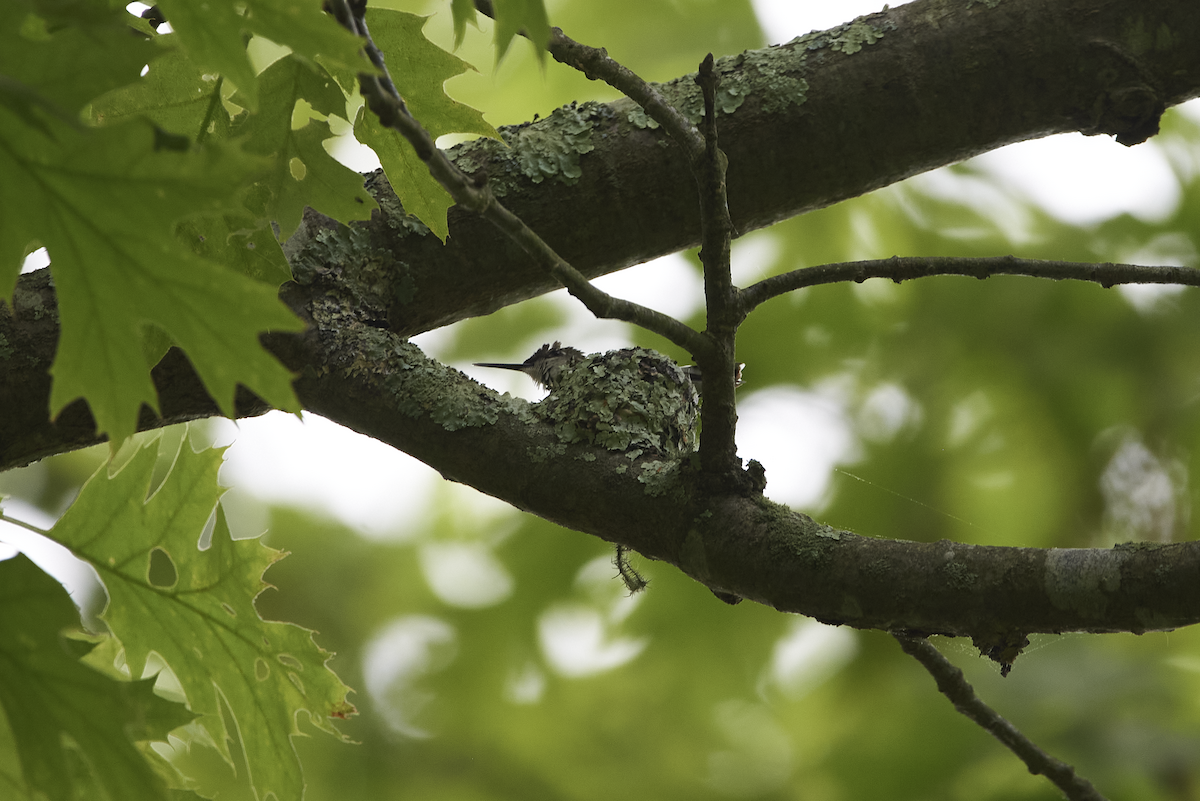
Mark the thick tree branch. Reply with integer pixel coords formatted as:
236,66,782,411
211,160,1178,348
276,290,1200,644
7,258,1200,650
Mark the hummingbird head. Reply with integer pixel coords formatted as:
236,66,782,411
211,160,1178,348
475,341,585,389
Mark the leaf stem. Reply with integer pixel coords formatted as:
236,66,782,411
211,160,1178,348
0,511,51,537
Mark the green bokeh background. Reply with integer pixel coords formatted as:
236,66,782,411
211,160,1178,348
8,0,1200,798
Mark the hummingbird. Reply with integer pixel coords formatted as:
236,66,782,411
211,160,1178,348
475,342,743,394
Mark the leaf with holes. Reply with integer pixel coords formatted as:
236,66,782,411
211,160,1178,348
232,55,377,241
45,437,356,801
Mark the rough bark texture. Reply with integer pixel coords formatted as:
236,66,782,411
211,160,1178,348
4,0,1200,651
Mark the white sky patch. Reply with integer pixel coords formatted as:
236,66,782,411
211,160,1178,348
0,500,103,622
751,0,909,44
537,604,648,677
973,133,1179,225
209,413,512,540
736,385,859,510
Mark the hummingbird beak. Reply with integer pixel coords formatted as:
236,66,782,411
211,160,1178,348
474,361,530,372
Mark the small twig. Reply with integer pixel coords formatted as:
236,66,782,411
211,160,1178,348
691,54,741,479
328,0,709,359
894,634,1108,801
738,255,1200,314
546,32,705,160
473,1,703,160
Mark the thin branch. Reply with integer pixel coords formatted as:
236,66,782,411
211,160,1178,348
739,255,1200,313
545,30,705,160
893,634,1107,801
692,54,742,479
328,0,710,358
473,0,706,171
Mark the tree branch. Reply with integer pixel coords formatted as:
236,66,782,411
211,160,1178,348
692,54,742,480
894,634,1107,801
739,256,1200,313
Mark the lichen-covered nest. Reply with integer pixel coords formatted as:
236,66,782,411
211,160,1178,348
536,347,699,459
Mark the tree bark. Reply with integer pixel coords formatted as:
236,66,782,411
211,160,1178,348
3,0,1200,652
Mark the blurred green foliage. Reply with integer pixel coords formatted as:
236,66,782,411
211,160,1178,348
5,0,1200,799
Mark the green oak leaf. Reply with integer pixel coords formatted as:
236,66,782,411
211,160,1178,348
153,0,369,110
47,437,356,801
0,103,303,444
354,9,500,240
233,55,377,240
492,0,551,63
176,212,294,286
0,3,160,121
0,554,193,801
450,0,479,48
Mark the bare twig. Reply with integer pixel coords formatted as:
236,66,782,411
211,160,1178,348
894,634,1107,801
545,30,705,160
327,0,709,358
691,54,741,479
739,255,1200,314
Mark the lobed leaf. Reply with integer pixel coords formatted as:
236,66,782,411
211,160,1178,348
47,437,356,801
492,0,551,63
0,102,304,444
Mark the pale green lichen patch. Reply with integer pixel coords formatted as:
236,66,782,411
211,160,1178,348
500,101,600,185
788,16,894,55
534,347,699,458
527,442,568,463
330,326,503,432
638,460,681,497
829,21,887,54
1044,548,1125,617
739,49,808,114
